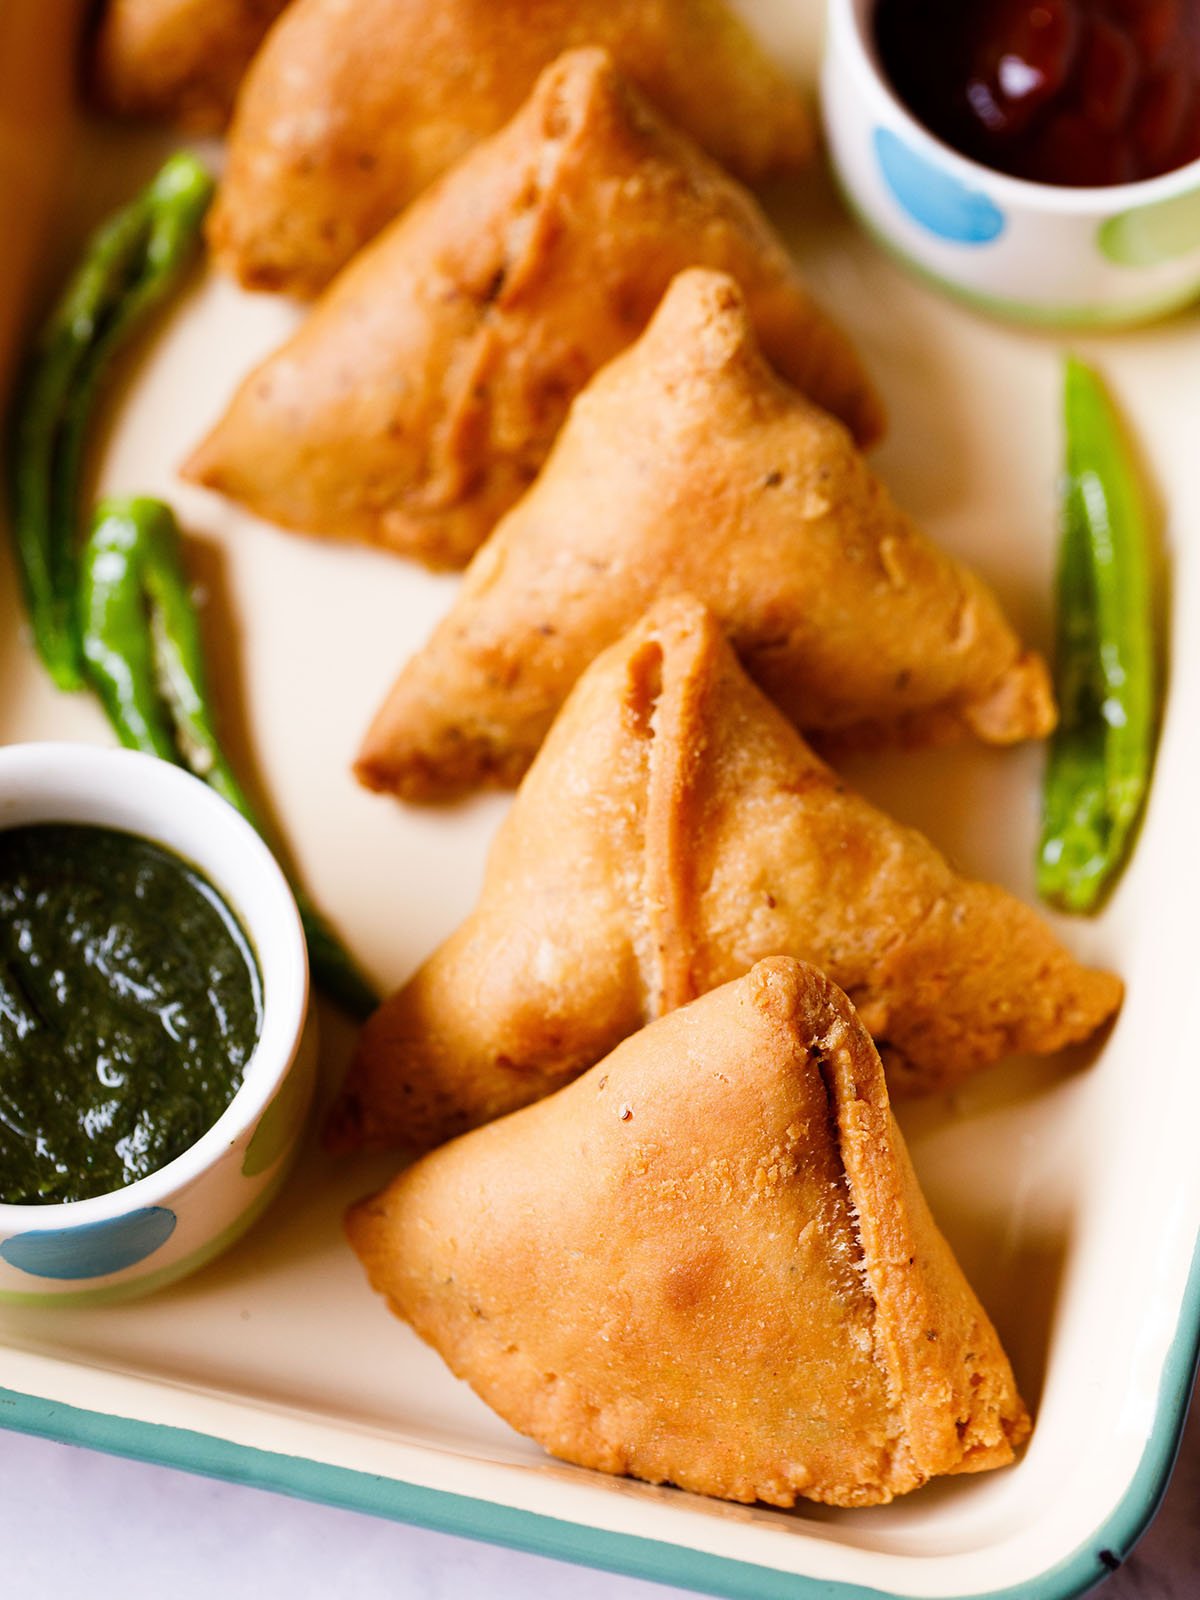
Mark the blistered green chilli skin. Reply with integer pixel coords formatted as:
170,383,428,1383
1037,357,1157,914
1066,360,1155,838
9,201,151,689
80,497,380,1021
6,152,213,693
80,503,180,761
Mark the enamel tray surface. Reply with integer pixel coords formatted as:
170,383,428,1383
1,4,1198,1596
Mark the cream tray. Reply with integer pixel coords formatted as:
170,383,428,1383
0,4,1198,1597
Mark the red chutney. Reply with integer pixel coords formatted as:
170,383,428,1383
874,0,1200,186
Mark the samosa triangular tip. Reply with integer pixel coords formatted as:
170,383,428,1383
346,956,1031,1506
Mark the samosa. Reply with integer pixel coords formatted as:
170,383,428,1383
207,0,814,295
331,597,1121,1155
185,50,881,569
356,270,1055,801
90,0,291,131
347,957,1032,1507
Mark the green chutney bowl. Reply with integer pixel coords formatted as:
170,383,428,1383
0,742,317,1306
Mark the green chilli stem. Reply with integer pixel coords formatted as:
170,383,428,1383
81,497,379,1020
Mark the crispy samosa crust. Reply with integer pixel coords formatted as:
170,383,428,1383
185,50,881,568
356,270,1054,800
90,0,290,131
347,957,1032,1507
331,597,1121,1154
207,0,814,295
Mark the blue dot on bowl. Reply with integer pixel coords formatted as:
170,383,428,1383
874,128,1006,245
0,1207,177,1280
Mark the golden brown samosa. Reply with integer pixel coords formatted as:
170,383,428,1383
90,0,290,131
207,0,814,295
331,597,1120,1155
348,957,1032,1507
185,50,881,569
356,269,1054,801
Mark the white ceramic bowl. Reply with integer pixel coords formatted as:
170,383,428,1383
0,742,316,1305
822,0,1200,327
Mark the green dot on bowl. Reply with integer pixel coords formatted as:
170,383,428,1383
242,1065,307,1177
1099,188,1200,267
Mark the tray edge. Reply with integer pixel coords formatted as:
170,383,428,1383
2,1231,1197,1600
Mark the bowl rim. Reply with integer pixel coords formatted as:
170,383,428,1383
834,0,1200,215
0,741,309,1233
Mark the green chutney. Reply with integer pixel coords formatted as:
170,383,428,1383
0,823,263,1205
